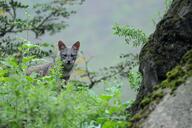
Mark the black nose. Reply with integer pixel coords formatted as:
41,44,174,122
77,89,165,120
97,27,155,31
67,61,70,64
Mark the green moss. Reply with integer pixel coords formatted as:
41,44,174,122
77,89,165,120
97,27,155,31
166,66,185,81
139,89,164,109
181,50,192,71
140,97,151,107
131,113,142,121
127,122,133,127
152,89,164,100
129,49,192,128
161,68,185,90
181,49,192,65
185,64,192,71
161,50,192,92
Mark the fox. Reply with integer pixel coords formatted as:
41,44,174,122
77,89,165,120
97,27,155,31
27,40,80,81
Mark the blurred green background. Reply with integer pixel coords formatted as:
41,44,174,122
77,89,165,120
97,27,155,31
21,0,164,101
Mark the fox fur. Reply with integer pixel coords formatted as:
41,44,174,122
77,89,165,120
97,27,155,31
26,40,80,81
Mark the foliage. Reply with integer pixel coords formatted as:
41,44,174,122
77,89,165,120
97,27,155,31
0,0,84,37
0,1,176,128
0,37,53,59
127,71,141,90
84,24,147,90
152,0,173,25
164,0,173,12
0,0,84,58
79,24,147,89
0,43,130,128
94,24,148,91
113,24,147,47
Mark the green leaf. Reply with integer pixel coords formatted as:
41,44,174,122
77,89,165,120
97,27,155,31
0,69,8,76
100,95,113,101
22,56,35,63
103,120,116,128
0,77,11,82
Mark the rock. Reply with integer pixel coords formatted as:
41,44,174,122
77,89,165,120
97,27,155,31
143,78,192,128
131,0,192,114
128,49,192,128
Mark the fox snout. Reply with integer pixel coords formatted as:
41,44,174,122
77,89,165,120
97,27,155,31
64,59,74,65
61,53,76,65
66,60,71,64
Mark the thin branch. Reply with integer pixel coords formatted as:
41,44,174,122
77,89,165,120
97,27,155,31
35,13,54,29
0,0,16,37
88,65,125,89
81,55,126,89
6,0,16,32
84,60,95,88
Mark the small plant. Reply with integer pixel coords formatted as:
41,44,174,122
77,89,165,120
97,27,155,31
113,24,147,47
0,42,130,128
164,0,173,12
128,71,142,91
101,24,147,91
152,0,173,25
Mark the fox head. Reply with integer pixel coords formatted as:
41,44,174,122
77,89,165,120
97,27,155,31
58,40,80,69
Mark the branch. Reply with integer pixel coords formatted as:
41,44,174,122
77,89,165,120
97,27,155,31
5,0,16,32
0,1,75,38
81,56,125,89
0,0,16,37
36,13,54,29
88,65,125,89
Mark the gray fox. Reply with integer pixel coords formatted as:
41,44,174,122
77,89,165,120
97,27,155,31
27,40,80,81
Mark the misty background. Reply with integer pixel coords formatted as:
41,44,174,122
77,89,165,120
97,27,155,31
19,0,164,101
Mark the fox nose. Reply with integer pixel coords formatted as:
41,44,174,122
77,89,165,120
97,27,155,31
67,61,71,64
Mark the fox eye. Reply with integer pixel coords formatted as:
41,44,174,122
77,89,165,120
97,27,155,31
62,54,67,57
71,54,74,57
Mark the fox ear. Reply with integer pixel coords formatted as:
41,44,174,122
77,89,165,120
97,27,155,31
72,41,80,50
58,40,66,51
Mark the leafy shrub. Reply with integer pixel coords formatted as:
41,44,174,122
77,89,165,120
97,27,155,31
0,43,130,128
111,24,146,91
113,24,147,47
